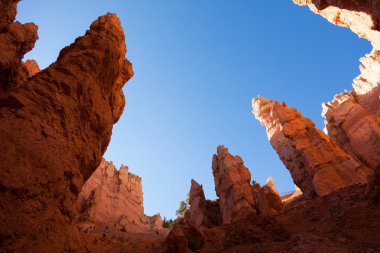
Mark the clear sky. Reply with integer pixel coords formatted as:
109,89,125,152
17,1,371,219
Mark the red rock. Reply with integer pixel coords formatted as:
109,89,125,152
0,1,133,251
186,179,222,228
77,159,163,234
295,1,380,174
165,218,204,253
186,179,209,228
252,96,373,199
24,59,40,77
322,90,380,171
212,145,255,224
293,0,380,49
256,177,283,216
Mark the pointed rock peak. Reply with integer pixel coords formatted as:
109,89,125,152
119,164,129,174
264,176,280,196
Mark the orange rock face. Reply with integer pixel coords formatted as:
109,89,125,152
252,96,372,199
186,179,222,228
256,177,283,216
186,180,209,228
212,145,256,224
293,0,380,49
0,1,133,251
77,159,164,234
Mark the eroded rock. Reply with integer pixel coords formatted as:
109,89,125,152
256,177,283,216
0,1,133,251
77,159,163,234
212,145,255,224
252,96,372,199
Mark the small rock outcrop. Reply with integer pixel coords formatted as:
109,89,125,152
0,1,133,251
256,177,283,216
186,179,222,228
186,180,209,228
212,145,255,224
77,159,164,234
252,96,372,199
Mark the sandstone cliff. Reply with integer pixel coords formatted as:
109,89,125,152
212,145,256,224
77,159,164,234
252,96,372,199
0,0,133,251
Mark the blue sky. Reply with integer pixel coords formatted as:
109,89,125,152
17,1,371,219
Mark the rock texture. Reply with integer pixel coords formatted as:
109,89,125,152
186,180,209,228
212,145,255,224
295,0,380,201
252,96,372,199
77,159,163,234
293,0,380,49
256,177,283,216
186,179,222,228
24,59,40,77
0,1,133,251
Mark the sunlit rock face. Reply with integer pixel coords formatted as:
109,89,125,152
0,0,133,251
322,91,380,171
295,0,380,201
24,59,40,77
252,96,372,199
256,177,283,216
293,0,380,49
77,159,163,233
212,145,256,224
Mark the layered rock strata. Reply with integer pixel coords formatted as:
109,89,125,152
0,1,133,251
77,159,163,234
212,145,255,224
252,96,372,199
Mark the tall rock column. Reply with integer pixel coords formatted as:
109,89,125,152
252,96,372,199
0,1,133,251
212,146,255,224
294,0,380,201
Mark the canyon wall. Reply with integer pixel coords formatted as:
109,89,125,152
77,159,163,234
252,96,372,199
0,0,133,251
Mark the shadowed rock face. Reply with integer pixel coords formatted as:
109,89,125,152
256,177,283,216
186,180,209,228
212,145,255,224
0,1,133,251
186,179,222,228
252,96,372,199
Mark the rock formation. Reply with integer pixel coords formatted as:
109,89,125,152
77,159,163,234
0,0,133,251
185,179,222,228
303,0,380,172
295,0,380,203
293,0,380,49
186,180,209,228
24,59,40,77
256,177,283,216
252,96,373,199
212,145,255,224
